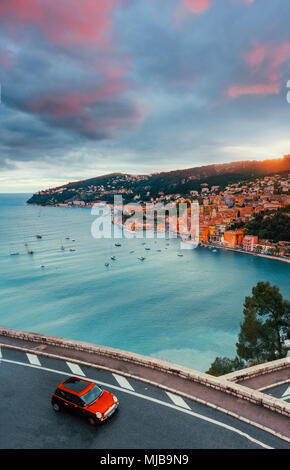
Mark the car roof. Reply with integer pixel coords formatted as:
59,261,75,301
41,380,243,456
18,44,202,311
58,376,94,396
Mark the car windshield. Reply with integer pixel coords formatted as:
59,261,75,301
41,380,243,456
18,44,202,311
81,385,102,405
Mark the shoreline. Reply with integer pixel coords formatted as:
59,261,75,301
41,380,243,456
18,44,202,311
201,243,290,264
26,202,290,264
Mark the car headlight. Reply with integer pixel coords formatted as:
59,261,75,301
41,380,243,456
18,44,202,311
96,412,102,419
113,396,118,403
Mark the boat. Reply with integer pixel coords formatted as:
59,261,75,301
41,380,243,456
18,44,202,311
69,248,76,252
60,245,65,251
138,256,145,261
36,234,42,239
130,250,135,254
104,262,111,267
212,249,217,252
110,256,116,261
27,250,34,254
145,247,151,251
115,242,122,247
177,254,183,257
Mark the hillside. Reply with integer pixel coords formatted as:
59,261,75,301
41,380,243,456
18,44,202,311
27,156,290,206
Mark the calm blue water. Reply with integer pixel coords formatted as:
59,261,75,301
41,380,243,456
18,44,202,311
0,194,289,372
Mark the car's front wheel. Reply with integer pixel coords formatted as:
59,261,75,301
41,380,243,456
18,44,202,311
52,402,61,412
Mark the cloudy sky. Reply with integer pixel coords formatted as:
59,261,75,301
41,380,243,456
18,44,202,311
0,0,290,192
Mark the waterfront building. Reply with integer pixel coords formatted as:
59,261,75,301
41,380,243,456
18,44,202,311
243,235,259,251
223,229,244,248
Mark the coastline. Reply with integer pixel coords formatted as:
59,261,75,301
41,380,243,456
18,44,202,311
26,202,290,264
201,243,290,264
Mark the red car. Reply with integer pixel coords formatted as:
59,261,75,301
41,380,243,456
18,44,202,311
51,376,119,425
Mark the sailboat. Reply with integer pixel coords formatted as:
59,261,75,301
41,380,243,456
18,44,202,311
9,249,20,256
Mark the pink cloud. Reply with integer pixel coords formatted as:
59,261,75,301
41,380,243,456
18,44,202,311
29,81,127,121
245,46,266,67
227,83,280,98
0,49,14,70
0,0,122,47
228,41,290,98
25,75,142,138
94,57,132,81
175,0,211,25
182,0,211,14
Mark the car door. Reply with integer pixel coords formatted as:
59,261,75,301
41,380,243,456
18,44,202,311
62,391,79,412
66,392,89,416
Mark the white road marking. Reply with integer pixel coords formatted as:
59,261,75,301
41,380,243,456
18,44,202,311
112,373,134,390
166,391,191,409
0,356,275,449
281,385,290,400
66,362,85,376
26,353,41,366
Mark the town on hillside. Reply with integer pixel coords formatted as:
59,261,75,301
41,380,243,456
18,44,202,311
27,158,290,259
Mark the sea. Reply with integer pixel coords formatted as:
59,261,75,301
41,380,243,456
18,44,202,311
0,193,289,372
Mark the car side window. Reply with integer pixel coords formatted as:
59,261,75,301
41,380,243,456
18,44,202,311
64,392,74,402
55,389,66,399
69,395,83,406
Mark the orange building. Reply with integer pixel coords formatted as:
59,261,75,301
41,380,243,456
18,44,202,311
223,229,244,247
239,206,254,217
243,235,258,251
199,225,209,243
208,225,216,236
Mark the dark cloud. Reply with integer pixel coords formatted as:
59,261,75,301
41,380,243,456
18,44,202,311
0,0,290,186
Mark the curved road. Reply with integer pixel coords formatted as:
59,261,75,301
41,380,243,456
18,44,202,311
0,347,289,449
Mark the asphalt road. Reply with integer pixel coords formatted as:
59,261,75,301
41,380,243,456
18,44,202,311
264,383,290,403
0,347,289,449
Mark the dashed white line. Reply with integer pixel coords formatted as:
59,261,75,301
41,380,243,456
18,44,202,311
26,353,41,366
112,373,134,391
281,385,290,401
0,356,275,449
66,362,85,376
166,391,191,409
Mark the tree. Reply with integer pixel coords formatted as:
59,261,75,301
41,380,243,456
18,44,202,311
207,281,290,376
206,356,244,376
249,282,290,358
236,296,277,363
